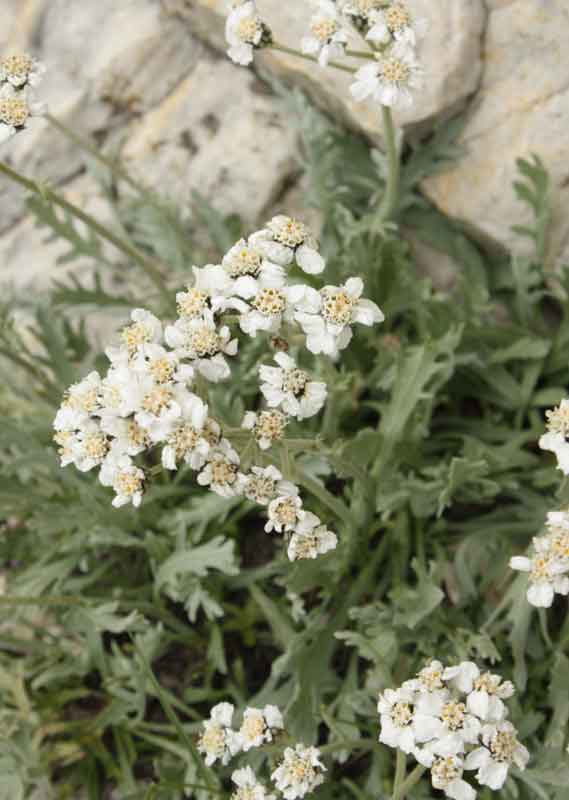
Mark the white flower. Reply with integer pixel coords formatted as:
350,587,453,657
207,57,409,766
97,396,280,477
294,277,384,356
198,702,235,767
165,310,238,382
0,54,46,87
235,705,284,752
242,409,288,450
106,308,163,363
99,416,150,457
54,371,102,431
342,0,385,24
197,440,246,498
259,352,327,420
237,286,291,337
404,660,447,695
243,465,297,506
99,451,145,508
160,394,210,470
509,552,569,608
413,691,481,758
69,420,111,473
271,743,326,800
231,766,276,800
444,666,514,723
366,2,428,46
252,215,325,275
302,1,349,68
265,491,304,534
350,44,423,109
225,1,268,66
464,721,529,790
223,237,286,293
378,686,418,753
539,399,569,473
0,84,45,143
430,756,476,800
287,513,338,561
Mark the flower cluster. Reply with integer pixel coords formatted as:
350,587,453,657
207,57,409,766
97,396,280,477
378,660,529,798
224,1,426,109
510,510,569,607
539,398,569,474
54,215,383,563
0,52,46,143
198,702,325,800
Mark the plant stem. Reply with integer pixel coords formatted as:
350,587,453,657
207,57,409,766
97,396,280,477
46,114,147,195
392,764,426,800
0,160,169,301
270,43,357,74
377,105,401,224
296,469,353,526
392,750,407,798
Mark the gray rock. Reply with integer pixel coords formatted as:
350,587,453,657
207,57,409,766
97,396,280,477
423,0,569,266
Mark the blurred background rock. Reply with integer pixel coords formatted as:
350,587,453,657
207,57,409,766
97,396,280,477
2,0,569,293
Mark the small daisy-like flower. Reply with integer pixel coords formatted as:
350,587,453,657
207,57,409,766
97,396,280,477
198,702,235,767
99,416,151,457
0,53,46,88
197,440,246,498
294,277,383,356
430,756,475,800
366,2,428,46
54,371,102,431
238,286,291,337
350,43,423,109
165,310,238,383
464,721,529,790
302,0,349,68
225,1,271,66
539,398,569,474
509,551,569,608
442,663,514,723
265,491,304,534
107,308,163,363
287,513,337,561
235,705,284,752
404,660,447,695
223,238,286,293
259,352,327,420
99,452,145,508
252,215,325,275
271,743,326,800
243,465,297,506
378,686,418,753
160,393,210,470
242,409,288,450
231,766,276,800
342,0,385,26
413,691,481,758
0,84,45,142
70,421,111,473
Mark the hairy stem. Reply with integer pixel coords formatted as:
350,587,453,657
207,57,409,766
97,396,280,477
377,105,400,224
392,764,427,800
0,160,170,301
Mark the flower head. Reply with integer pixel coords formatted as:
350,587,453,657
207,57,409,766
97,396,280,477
350,43,423,108
539,398,569,473
271,743,326,800
242,409,288,450
231,766,276,800
464,721,529,790
287,513,337,561
259,352,327,420
0,54,45,88
225,1,271,66
302,1,349,67
243,465,297,506
198,702,235,766
235,705,284,752
197,440,246,498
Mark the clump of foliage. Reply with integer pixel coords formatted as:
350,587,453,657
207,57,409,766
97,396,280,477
1,80,568,800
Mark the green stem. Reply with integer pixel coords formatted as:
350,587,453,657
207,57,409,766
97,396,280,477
392,750,407,798
377,105,401,224
0,160,169,301
296,469,353,527
270,43,357,74
392,764,427,800
46,114,147,195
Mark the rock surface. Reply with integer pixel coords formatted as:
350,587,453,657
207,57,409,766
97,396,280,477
166,0,486,133
423,0,569,265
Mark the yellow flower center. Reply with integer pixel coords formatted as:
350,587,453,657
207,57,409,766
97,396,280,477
321,289,354,326
1,54,33,80
271,217,307,248
253,288,287,316
241,714,266,743
232,789,256,800
291,533,320,560
203,418,221,446
177,288,209,319
352,0,383,15
225,247,263,278
274,497,300,526
282,368,309,395
149,357,175,383
237,16,262,43
391,701,413,727
189,326,221,358
546,404,569,437
199,724,225,758
142,386,173,415
253,411,287,444
473,673,500,694
245,475,276,504
431,757,462,788
550,531,569,560
418,665,444,692
121,322,152,355
128,420,150,448
65,387,99,414
490,730,519,763
170,423,201,456
441,702,466,731
379,55,410,85
115,469,143,498
386,3,411,32
530,555,554,582
311,18,338,43
83,432,109,460
54,431,73,458
211,458,238,486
